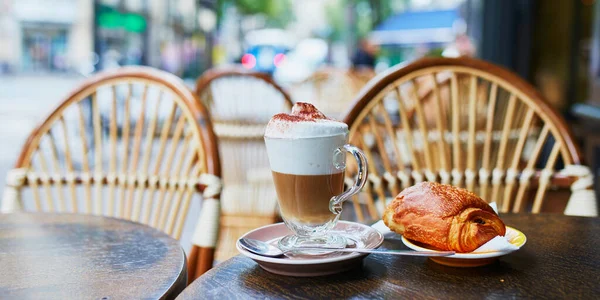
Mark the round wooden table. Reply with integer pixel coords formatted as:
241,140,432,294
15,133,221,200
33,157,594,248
179,214,599,299
0,213,187,299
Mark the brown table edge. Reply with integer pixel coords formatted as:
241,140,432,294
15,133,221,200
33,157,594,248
162,248,188,300
0,212,189,300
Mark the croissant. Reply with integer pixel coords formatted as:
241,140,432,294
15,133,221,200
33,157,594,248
383,182,506,253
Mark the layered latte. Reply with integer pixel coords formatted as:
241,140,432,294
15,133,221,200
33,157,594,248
264,103,349,235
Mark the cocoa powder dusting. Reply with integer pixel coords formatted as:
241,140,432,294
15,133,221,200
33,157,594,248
266,102,347,136
271,102,331,123
271,113,311,123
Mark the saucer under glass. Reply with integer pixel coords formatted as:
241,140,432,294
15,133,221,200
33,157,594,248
278,234,347,256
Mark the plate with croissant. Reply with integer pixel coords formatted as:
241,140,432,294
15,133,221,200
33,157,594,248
382,182,527,267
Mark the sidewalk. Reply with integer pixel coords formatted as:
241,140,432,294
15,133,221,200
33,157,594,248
0,74,85,197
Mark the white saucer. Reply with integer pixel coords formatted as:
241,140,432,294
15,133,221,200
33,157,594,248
401,226,527,267
236,221,384,276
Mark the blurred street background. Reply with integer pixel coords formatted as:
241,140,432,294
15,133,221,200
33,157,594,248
0,75,83,191
1,0,599,190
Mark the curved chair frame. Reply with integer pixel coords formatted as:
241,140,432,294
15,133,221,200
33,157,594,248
196,67,294,107
343,57,594,219
293,67,375,119
2,66,222,281
194,66,293,261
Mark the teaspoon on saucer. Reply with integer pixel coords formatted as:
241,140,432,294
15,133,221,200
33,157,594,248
238,238,455,258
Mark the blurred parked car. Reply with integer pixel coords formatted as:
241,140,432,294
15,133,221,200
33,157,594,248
273,38,328,85
241,29,295,74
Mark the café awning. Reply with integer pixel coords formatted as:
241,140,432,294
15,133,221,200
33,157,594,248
369,9,463,45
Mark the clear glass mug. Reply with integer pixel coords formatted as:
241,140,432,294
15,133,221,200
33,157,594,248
264,132,368,251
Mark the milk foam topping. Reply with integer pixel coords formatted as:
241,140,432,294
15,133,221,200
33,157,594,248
264,134,347,175
264,102,348,138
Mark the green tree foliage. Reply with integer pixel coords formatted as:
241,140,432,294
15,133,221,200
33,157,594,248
218,0,294,28
325,0,346,41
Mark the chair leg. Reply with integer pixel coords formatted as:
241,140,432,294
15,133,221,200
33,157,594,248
187,246,199,285
187,245,215,284
196,247,215,277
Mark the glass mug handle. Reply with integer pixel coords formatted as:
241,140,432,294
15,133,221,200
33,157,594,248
329,144,368,215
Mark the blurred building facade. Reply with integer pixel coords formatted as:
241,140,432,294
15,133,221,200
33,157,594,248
0,0,93,73
95,0,211,78
0,0,214,78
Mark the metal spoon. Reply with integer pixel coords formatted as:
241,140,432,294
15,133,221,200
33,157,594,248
238,238,455,258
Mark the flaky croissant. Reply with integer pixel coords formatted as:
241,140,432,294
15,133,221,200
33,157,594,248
383,182,506,253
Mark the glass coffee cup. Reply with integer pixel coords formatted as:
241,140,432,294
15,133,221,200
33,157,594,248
264,109,368,252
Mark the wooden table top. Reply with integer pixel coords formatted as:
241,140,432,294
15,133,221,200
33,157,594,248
0,213,187,299
179,214,599,299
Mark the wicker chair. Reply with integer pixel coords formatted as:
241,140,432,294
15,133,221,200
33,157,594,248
195,67,293,261
1,66,222,282
342,57,597,223
291,67,375,119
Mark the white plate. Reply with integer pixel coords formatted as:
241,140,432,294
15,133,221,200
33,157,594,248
401,226,527,267
236,221,384,276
